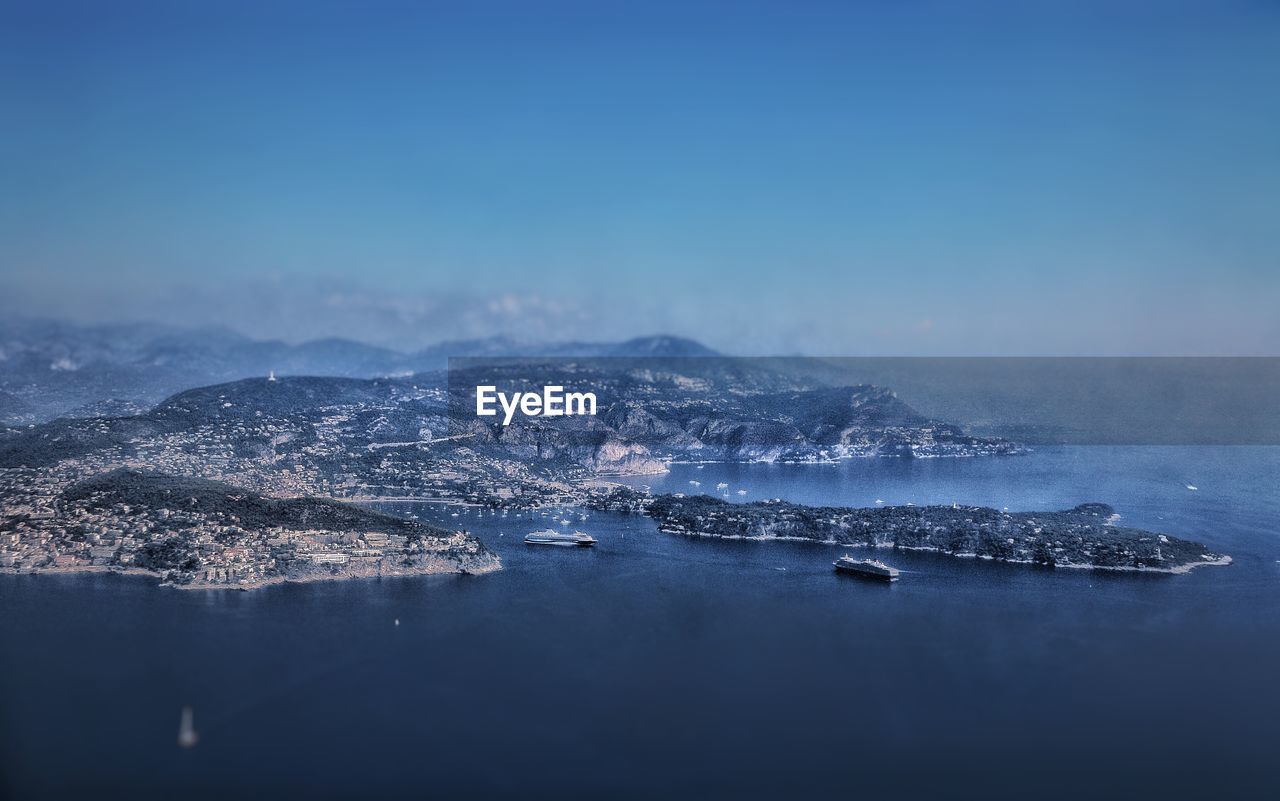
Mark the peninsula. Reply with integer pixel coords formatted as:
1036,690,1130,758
0,469,500,589
592,490,1230,574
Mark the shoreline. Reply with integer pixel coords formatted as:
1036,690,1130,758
891,544,1233,574
658,528,1233,575
1,559,502,591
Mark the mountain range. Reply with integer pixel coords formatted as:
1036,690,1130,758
0,364,1018,475
0,319,719,424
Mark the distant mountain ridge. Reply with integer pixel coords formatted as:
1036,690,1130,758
0,366,1019,473
0,319,720,424
417,334,719,363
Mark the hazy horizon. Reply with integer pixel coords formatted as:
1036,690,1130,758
2,278,1277,357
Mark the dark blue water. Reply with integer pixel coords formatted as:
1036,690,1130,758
2,447,1278,800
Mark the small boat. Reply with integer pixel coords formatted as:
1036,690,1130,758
177,706,199,748
525,529,597,547
834,555,899,581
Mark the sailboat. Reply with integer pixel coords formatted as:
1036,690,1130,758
178,706,199,748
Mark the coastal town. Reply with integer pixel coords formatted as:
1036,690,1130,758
0,468,499,588
0,371,1230,587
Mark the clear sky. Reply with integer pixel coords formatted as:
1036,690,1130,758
2,0,1278,353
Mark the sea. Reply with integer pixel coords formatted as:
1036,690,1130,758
2,446,1278,800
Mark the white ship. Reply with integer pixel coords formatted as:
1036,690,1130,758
833,555,899,581
525,529,597,547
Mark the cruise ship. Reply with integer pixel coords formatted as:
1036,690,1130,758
833,554,900,581
524,529,597,547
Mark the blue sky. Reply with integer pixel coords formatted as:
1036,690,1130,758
1,0,1278,353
